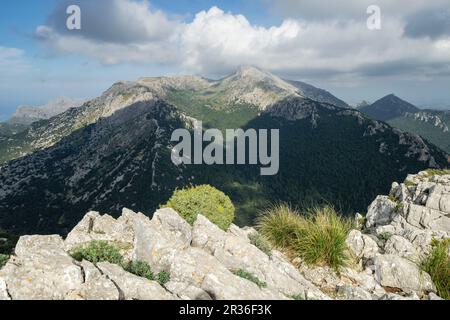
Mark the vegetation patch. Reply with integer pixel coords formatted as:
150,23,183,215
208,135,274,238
248,232,272,256
163,184,235,230
124,260,154,281
156,270,171,286
421,239,450,300
0,254,9,269
377,232,393,243
232,269,267,288
425,169,450,177
0,229,19,255
69,241,124,265
70,241,171,286
257,204,352,270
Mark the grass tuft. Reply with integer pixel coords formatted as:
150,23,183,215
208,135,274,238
421,239,450,300
257,204,352,270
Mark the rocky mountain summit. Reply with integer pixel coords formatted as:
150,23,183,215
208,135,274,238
1,170,448,300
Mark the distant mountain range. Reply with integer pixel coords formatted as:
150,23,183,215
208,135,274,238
9,97,86,125
359,94,450,153
0,97,85,139
0,67,448,235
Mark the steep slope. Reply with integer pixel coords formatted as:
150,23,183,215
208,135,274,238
286,79,349,109
388,110,450,153
227,97,448,223
359,94,420,121
0,99,192,234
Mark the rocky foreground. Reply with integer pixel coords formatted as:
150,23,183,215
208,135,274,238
1,170,449,300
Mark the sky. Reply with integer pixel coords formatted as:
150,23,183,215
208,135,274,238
1,0,450,120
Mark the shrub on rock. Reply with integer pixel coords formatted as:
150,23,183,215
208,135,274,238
70,241,123,265
163,185,235,230
124,260,154,281
0,254,9,269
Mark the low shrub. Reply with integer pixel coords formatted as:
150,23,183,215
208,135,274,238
0,254,9,269
257,204,352,270
0,229,19,255
69,241,123,265
163,185,235,230
156,270,171,286
124,260,154,281
233,269,267,288
421,239,450,300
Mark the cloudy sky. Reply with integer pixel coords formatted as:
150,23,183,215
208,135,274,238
1,0,450,119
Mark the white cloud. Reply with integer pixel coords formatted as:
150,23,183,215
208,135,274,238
34,1,450,80
0,47,31,76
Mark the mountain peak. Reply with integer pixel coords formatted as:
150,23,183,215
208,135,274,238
359,94,420,121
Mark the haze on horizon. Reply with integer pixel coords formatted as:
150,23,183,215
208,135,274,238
1,0,450,120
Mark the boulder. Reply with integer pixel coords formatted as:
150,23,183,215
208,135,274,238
165,281,212,300
0,278,10,300
406,204,450,232
366,196,397,229
76,260,120,300
97,262,174,300
384,235,421,262
337,285,373,300
346,230,380,261
0,235,84,300
373,255,435,293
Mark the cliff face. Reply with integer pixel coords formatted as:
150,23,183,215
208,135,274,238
1,170,449,301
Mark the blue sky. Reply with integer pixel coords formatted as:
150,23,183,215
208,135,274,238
1,0,450,120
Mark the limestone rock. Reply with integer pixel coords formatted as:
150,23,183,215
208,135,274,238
366,196,397,229
346,230,380,261
337,285,373,300
0,235,84,300
373,255,435,293
384,235,421,262
97,262,174,300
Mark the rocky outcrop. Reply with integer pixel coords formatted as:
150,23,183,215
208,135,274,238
0,170,448,300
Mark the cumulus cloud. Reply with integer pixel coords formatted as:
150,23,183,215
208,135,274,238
34,1,450,80
46,0,179,44
404,8,450,39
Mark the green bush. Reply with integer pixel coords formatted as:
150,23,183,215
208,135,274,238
257,204,352,270
248,232,272,256
0,254,9,269
0,229,19,255
157,270,171,286
70,241,123,265
124,260,154,281
421,239,450,300
163,185,235,230
233,269,267,288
